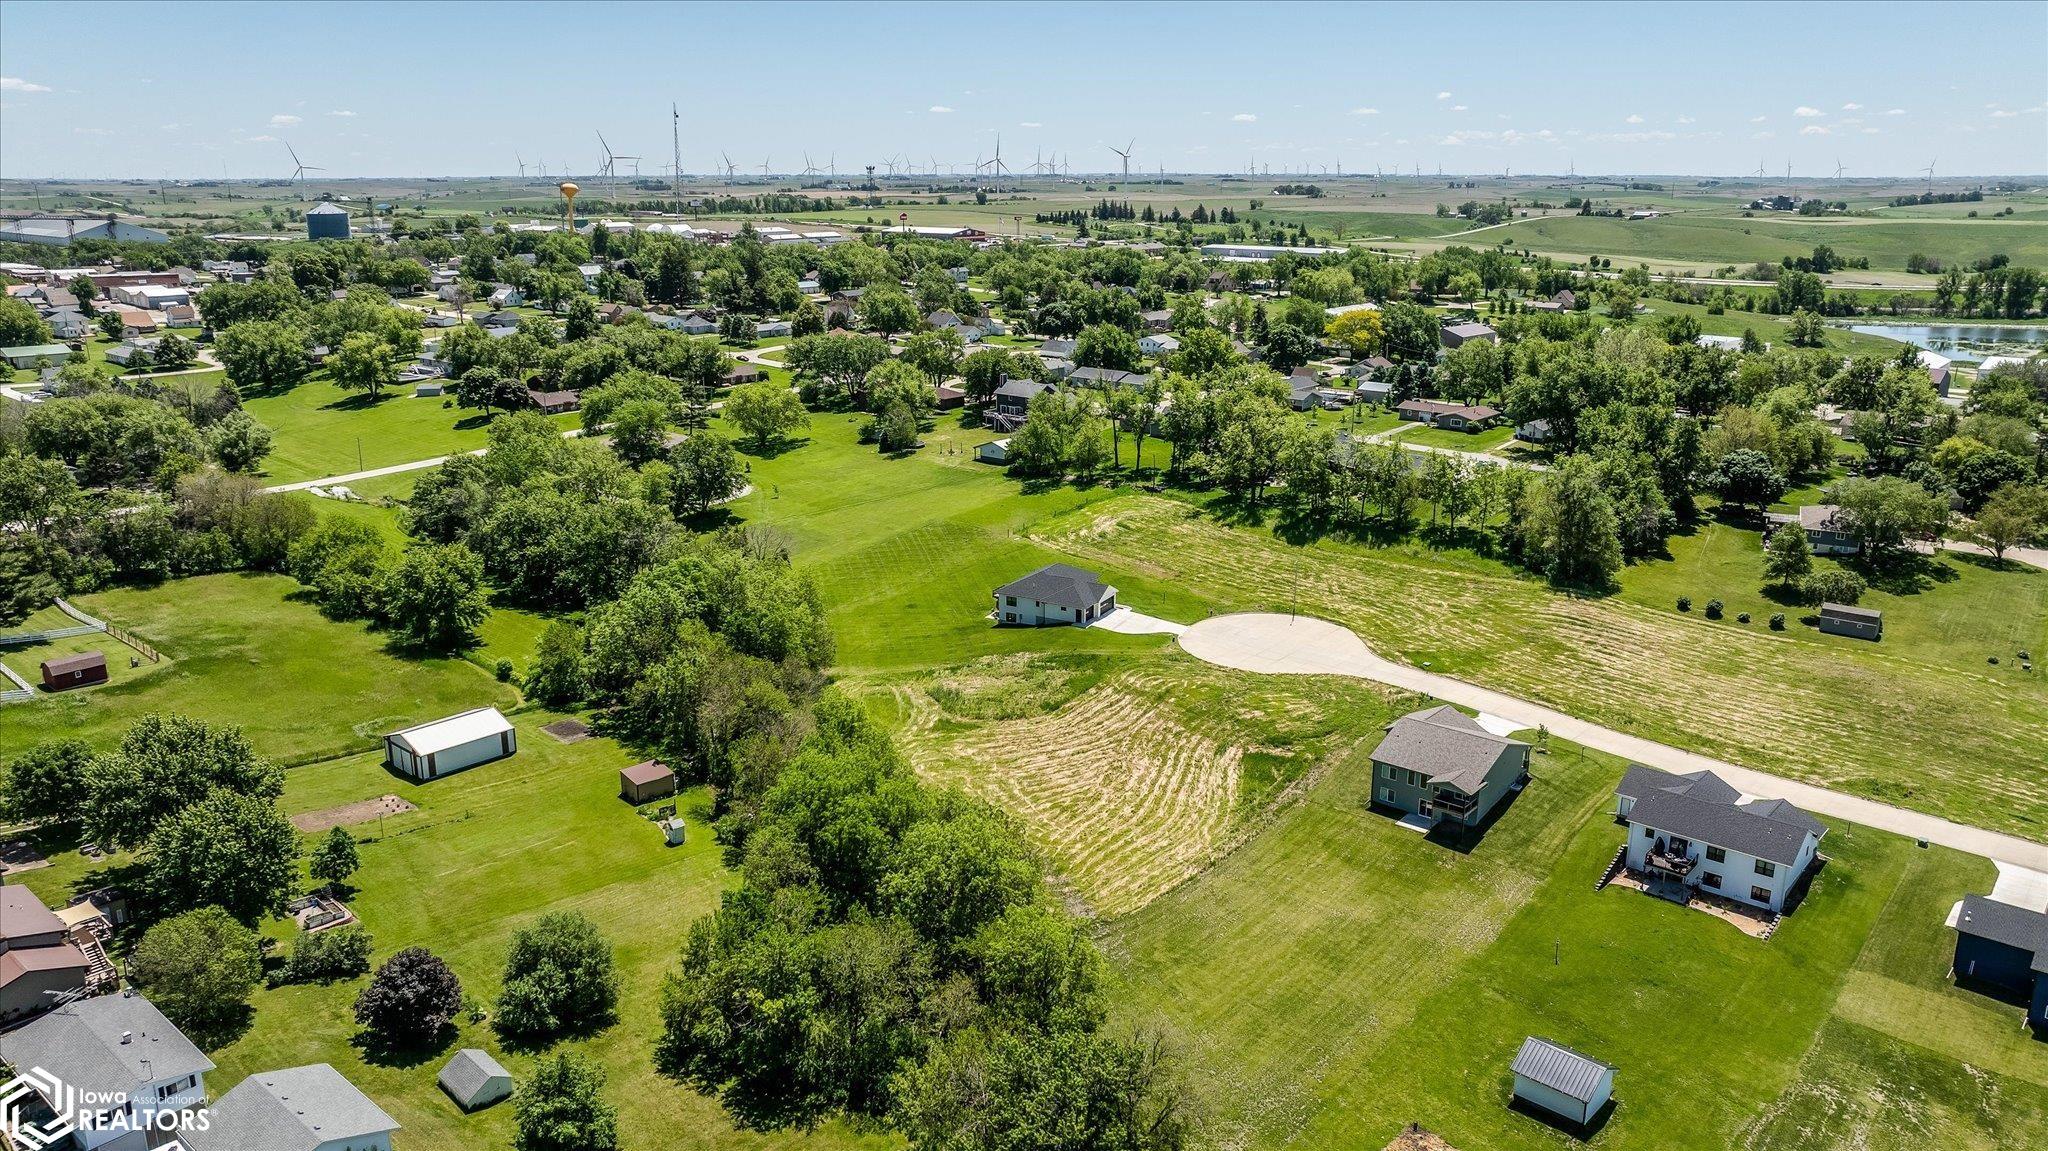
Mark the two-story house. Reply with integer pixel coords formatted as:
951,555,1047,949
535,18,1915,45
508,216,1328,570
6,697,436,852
1615,766,1825,914
1368,706,1530,832
0,990,213,1150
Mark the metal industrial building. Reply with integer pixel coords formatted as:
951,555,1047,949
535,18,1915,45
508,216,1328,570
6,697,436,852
307,201,351,240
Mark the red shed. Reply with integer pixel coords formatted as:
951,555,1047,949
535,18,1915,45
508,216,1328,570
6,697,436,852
40,651,108,691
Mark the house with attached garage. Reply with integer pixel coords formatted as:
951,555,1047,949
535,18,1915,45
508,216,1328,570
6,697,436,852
992,564,1118,627
1946,894,2048,1030
1367,705,1530,831
186,1063,399,1151
1764,504,1860,555
1614,765,1824,914
384,707,516,781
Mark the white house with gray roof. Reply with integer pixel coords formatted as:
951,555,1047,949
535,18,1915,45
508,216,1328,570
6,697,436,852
1368,705,1530,831
1616,765,1824,913
0,990,213,1151
186,1063,398,1151
992,564,1118,627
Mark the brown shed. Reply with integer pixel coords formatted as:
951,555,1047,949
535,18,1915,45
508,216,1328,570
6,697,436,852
620,760,677,805
39,651,107,691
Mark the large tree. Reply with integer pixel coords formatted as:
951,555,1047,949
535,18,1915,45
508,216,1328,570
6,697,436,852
142,789,301,924
82,714,283,851
130,907,263,1039
1523,455,1623,589
354,947,465,1048
723,381,808,450
215,320,311,394
516,1052,619,1151
329,332,399,398
377,543,489,650
495,911,620,1040
2,739,94,826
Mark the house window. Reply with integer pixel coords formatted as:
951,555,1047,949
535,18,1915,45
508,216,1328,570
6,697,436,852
1750,885,1772,904
1004,596,1016,607
1642,826,1655,839
1754,859,1777,878
1380,787,1395,804
1381,764,1396,780
1407,770,1421,787
1705,845,1726,863
1701,872,1721,888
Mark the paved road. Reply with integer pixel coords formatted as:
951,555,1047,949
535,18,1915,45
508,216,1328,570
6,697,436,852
1176,611,2048,871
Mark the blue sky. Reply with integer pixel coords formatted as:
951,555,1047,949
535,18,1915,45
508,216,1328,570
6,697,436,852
3,1,2044,179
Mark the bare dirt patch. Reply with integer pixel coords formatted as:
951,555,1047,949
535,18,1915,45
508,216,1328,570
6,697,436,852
292,794,417,833
542,718,592,743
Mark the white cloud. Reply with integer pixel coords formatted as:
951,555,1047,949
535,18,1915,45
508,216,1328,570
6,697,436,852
1989,107,2018,118
1019,121,1041,128
1841,102,1862,111
1232,112,1257,122
1624,114,1644,124
1,76,52,93
1752,130,1776,140
270,113,301,125
1884,108,1907,115
1350,106,1379,116
929,105,953,113
1794,106,1823,117
73,127,113,136
246,134,279,143
1676,115,1695,124
1800,124,1830,135
1449,104,1467,112
1436,91,1452,100
160,122,183,131
1862,127,1881,135
327,109,356,118
1750,115,1768,123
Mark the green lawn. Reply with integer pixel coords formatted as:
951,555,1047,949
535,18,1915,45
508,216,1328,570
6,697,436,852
1397,422,1519,452
1,573,514,764
242,375,577,484
1459,210,2048,274
1105,727,2048,1151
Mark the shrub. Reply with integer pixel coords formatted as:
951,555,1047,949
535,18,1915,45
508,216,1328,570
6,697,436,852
1676,595,1692,612
1737,612,1751,624
495,911,619,1040
1704,599,1724,619
495,658,515,682
1803,569,1867,605
354,947,464,1047
279,925,373,985
1770,613,1786,630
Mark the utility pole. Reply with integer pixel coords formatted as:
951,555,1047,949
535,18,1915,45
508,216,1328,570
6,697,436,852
671,103,683,216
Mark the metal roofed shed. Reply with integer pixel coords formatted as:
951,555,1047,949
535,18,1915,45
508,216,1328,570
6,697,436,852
384,707,515,781
1818,602,1881,641
439,1047,515,1111
621,760,677,805
1510,1036,1615,1127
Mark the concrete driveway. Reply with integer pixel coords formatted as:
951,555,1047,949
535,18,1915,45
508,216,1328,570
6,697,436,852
1178,612,2048,872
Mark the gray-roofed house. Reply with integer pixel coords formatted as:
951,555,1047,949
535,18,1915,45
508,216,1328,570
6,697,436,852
1066,366,1150,390
1440,321,1499,348
1395,398,1502,431
1616,765,1825,913
993,564,1118,627
1765,504,1860,555
1510,1036,1615,1127
989,377,1054,431
439,1047,516,1111
1946,894,2048,1029
187,1063,398,1151
1368,706,1530,831
1818,602,1881,641
0,990,213,1149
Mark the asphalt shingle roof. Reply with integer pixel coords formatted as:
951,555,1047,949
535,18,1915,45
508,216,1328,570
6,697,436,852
439,1047,514,1108
187,1064,398,1151
1952,895,2048,973
0,992,213,1100
1368,705,1524,795
1511,1036,1614,1104
996,564,1113,613
1622,772,1823,867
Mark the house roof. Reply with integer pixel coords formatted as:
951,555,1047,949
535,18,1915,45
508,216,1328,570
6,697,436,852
996,564,1114,612
1615,764,1741,806
1067,366,1149,387
0,942,91,988
0,992,214,1099
386,707,512,757
1622,770,1823,866
994,378,1053,401
439,1048,514,1106
1444,322,1497,340
1368,705,1525,795
307,202,349,216
1950,895,2048,971
1820,602,1881,621
1797,505,1849,533
621,760,674,787
1037,338,1077,356
1,885,70,942
188,1064,398,1151
1511,1036,1614,1104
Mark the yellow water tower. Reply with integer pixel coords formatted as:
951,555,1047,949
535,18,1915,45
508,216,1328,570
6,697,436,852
559,181,579,232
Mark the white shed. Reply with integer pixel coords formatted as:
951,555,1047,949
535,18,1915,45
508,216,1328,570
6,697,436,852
384,707,515,781
976,438,1012,464
439,1048,515,1111
1511,1036,1615,1127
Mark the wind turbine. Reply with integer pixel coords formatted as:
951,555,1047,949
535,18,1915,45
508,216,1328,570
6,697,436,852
720,151,736,186
1754,158,1768,179
516,152,528,178
1922,158,1936,195
759,156,772,177
284,142,324,184
597,131,637,201
1833,159,1846,179
1110,138,1134,180
800,152,821,178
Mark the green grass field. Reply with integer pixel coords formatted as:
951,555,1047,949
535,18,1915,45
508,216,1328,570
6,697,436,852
1395,422,1519,452
241,374,578,484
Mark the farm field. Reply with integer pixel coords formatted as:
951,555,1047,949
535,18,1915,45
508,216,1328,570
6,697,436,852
1103,725,2048,1151
1027,492,2048,839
